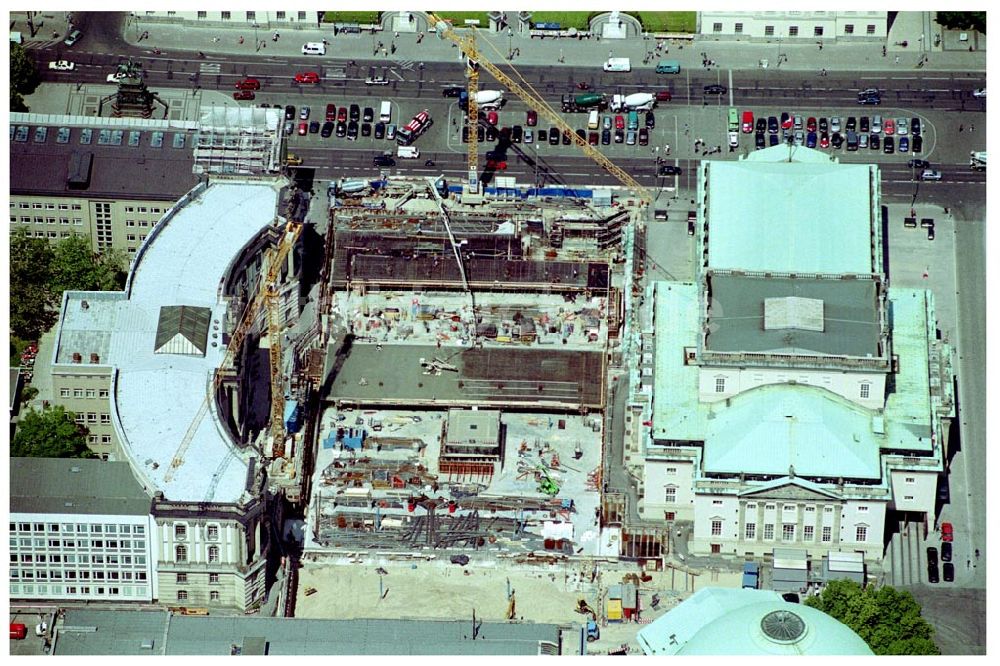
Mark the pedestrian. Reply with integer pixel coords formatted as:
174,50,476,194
882,45,887,57
394,31,399,39
959,123,963,132
239,35,244,44
967,558,971,569
970,123,975,132
895,55,899,64
212,36,220,43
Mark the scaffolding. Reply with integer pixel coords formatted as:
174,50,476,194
193,106,284,176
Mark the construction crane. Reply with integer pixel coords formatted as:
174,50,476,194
163,220,301,482
426,14,654,206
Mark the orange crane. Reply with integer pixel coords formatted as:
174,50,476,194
426,14,654,205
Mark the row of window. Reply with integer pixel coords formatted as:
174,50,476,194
87,435,114,445
60,388,110,399
11,569,148,581
125,220,156,227
11,216,84,225
175,545,221,563
714,376,872,398
123,206,163,214
734,522,867,542
178,589,220,601
12,202,83,210
12,523,144,535
11,584,149,597
711,23,878,36
177,572,220,584
12,538,146,551
73,412,112,425
175,524,220,540
11,552,145,566
179,10,308,20
125,234,149,243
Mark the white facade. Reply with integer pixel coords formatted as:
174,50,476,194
134,11,319,28
889,469,938,515
699,11,888,41
698,366,886,411
640,458,695,522
9,512,157,602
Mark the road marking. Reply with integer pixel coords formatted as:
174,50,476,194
199,63,221,74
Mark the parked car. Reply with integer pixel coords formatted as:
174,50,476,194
614,128,624,143
941,522,954,541
601,129,611,145
756,117,767,133
703,84,727,95
589,131,599,146
336,122,347,137
928,562,939,584
941,542,952,562
235,78,261,91
780,112,792,130
285,105,296,120
386,124,396,140
830,116,842,133
284,121,294,136
846,116,857,132
860,116,870,133
938,477,950,503
908,159,930,169
297,121,308,136
768,116,779,134
363,107,374,123
806,131,817,148
349,104,360,121
361,122,371,137
818,117,828,132
806,116,817,132
321,121,335,137
755,132,766,148
337,106,348,122
911,117,921,136
769,134,779,146
512,125,523,143
912,135,923,153
309,120,320,133
819,132,830,148
831,132,843,148
549,128,560,145
858,133,869,149
374,122,385,139
347,120,359,140
615,115,625,130
294,71,320,84
794,115,804,131
299,106,311,120
326,103,337,121
883,118,895,135
575,128,586,142
899,137,909,152
927,546,939,568
524,128,533,144
943,562,955,582
526,109,537,126
48,60,76,71
655,90,672,101
793,130,805,146
645,112,655,129
896,118,908,135
869,134,880,150
883,136,894,153
233,90,255,100
626,129,637,145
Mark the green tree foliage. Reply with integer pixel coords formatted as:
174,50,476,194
804,580,939,655
9,42,40,111
11,405,93,458
935,12,986,34
50,234,127,293
9,229,58,341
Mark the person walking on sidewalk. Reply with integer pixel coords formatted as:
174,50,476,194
238,35,244,45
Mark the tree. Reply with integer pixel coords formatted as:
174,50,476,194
935,12,986,34
9,229,58,341
804,580,939,655
11,405,93,459
50,234,127,293
9,42,40,112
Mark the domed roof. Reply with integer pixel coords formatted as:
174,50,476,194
678,595,873,655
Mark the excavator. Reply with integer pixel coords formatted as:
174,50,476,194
575,599,601,642
536,464,560,497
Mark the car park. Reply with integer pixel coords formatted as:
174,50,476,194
883,136,894,153
363,107,374,123
349,104,360,121
361,123,371,137
896,118,908,135
48,60,76,71
943,562,955,582
297,121,308,136
869,134,879,150
704,84,727,95
927,562,939,583
912,135,923,153
755,132,766,148
860,116,870,133
233,90,255,100
309,121,320,133
336,122,347,137
941,542,952,562
941,522,954,541
294,71,320,84
899,137,909,152
806,117,817,132
235,78,261,91
655,90,673,101
768,116,779,134
321,121,335,138
626,130,637,145
883,118,895,135
300,106,311,120
526,109,537,126
659,165,682,175
638,128,649,145
347,121,359,140
645,112,656,129
601,129,611,145
911,118,921,135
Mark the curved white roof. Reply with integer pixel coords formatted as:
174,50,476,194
112,182,279,503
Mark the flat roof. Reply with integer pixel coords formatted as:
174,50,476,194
705,158,875,274
650,281,705,440
706,274,881,357
60,182,280,503
10,458,151,516
882,288,936,453
9,116,198,200
325,344,604,410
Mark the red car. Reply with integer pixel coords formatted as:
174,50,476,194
526,109,537,126
486,110,498,126
233,90,255,100
325,103,337,121
615,115,625,130
941,522,954,542
819,132,830,148
235,78,261,91
806,116,817,132
294,71,320,84
297,121,308,135
655,90,672,102
337,106,347,122
485,159,507,170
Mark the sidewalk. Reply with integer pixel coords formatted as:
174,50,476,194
123,14,986,75
10,11,74,49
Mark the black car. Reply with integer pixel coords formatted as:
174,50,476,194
870,133,880,150
769,134,779,146
937,477,950,503
363,107,374,123
943,562,955,582
336,121,347,137
768,116,779,134
831,132,844,148
756,117,767,133
883,136,894,154
927,562,939,583
704,84,727,95
512,125,523,143
614,128,624,143
911,117,921,136
575,128,586,141
309,120,320,133
659,165,682,176
361,123,371,137
818,117,828,132
912,135,923,153
562,130,571,145
321,121,334,137
374,122,385,139
908,158,930,169
601,128,611,144
858,88,882,105
755,132,766,148
349,104,361,121
941,542,952,562
645,111,656,128
860,116,870,133
486,125,498,141
347,120,359,140
285,105,296,120
549,128,560,145
638,128,649,145
927,546,939,567
373,154,395,167
477,125,485,142
846,116,857,132
442,86,464,97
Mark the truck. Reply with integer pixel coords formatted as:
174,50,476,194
603,57,631,72
459,90,504,111
396,109,432,145
742,562,760,589
561,93,604,112
610,93,655,112
970,151,987,171
330,179,370,197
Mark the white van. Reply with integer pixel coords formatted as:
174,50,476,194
396,145,420,159
587,109,600,130
379,100,392,123
302,42,326,56
603,57,631,72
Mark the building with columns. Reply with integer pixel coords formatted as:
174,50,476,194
626,145,954,567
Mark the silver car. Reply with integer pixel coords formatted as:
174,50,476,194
830,116,842,133
896,118,908,135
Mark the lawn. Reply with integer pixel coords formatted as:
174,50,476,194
631,11,697,33
528,12,594,30
323,12,381,25
431,12,493,27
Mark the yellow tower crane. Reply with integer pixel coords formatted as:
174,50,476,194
426,14,654,206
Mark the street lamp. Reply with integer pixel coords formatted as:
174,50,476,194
507,27,513,60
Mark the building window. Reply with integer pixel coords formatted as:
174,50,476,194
175,524,187,540
712,22,722,33
860,383,870,399
814,26,824,37
856,525,867,542
220,11,231,20
763,524,774,540
197,11,206,19
86,412,97,423
276,11,285,20
824,506,833,513
99,389,109,398
765,504,775,511
73,388,84,398
803,525,814,541
715,377,726,393
246,11,256,21
176,573,187,583
100,414,111,424
805,506,815,513
298,11,307,20
746,503,756,510
666,467,677,474
60,388,71,398
664,487,677,503
734,23,743,34
208,546,220,563
711,520,722,536
209,573,219,584
789,26,799,37
857,506,868,513
712,500,723,506
745,523,756,540
176,545,187,562
866,24,876,35
782,524,795,541
904,495,914,501
905,476,915,483
822,526,832,542
177,590,188,601
210,591,220,601
845,24,854,35
207,525,219,540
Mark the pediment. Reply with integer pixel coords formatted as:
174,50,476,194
740,480,840,502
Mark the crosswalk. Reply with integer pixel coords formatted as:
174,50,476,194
199,62,221,74
391,58,415,71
